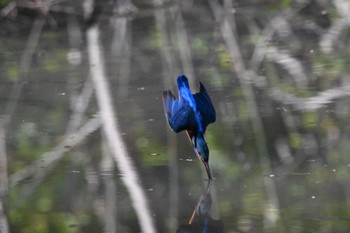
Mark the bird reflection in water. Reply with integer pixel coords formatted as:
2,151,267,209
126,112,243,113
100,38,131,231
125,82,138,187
176,180,223,233
162,75,216,179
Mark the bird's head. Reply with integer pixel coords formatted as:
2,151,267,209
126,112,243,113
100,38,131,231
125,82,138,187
192,134,212,179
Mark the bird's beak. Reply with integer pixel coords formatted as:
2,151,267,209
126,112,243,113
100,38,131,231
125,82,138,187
199,156,212,180
186,131,212,179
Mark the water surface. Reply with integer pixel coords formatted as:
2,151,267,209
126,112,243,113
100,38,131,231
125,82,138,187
1,0,350,232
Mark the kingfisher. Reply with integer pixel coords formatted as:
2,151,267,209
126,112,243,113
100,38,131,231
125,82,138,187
162,75,216,179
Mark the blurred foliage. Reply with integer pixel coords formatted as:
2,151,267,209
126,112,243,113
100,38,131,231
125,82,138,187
312,52,347,88
289,133,302,149
0,0,11,6
216,47,232,70
281,0,292,9
43,50,68,73
147,25,163,50
301,111,318,129
191,37,209,54
5,63,20,81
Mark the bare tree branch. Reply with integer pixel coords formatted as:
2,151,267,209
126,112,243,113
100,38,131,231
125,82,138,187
86,15,156,233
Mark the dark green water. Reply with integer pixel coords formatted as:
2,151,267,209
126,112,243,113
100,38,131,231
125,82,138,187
1,0,350,232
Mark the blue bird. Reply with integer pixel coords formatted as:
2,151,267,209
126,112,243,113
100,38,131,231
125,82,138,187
162,75,216,179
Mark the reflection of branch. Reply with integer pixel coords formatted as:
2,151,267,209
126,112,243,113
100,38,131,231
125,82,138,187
9,114,102,187
0,119,9,233
270,84,350,110
153,0,180,230
0,15,44,223
86,23,156,233
84,136,117,233
320,18,348,53
208,0,267,157
266,46,307,87
245,3,350,110
250,4,307,70
14,1,75,15
153,0,178,85
13,72,96,199
0,201,9,233
12,1,176,20
171,3,196,86
208,0,281,229
249,4,309,88
320,0,350,53
251,20,308,87
14,13,90,195
110,0,132,98
0,1,16,18
2,17,44,129
99,138,117,233
65,78,94,134
0,119,8,198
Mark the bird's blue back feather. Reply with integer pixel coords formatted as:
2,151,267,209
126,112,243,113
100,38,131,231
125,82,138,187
194,82,216,129
177,75,204,133
162,75,215,134
162,90,196,133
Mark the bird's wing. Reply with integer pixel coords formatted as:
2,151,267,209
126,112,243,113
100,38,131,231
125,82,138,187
162,90,196,133
194,82,216,129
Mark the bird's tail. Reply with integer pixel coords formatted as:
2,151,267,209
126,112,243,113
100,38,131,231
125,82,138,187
162,90,175,121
